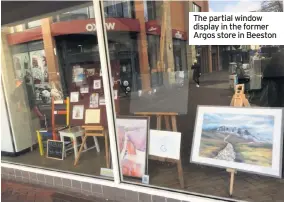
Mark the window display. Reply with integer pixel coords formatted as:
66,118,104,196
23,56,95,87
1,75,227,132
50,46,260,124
2,1,284,202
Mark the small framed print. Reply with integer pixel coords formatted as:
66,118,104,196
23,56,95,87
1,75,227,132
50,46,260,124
99,96,105,105
113,90,118,100
70,92,79,103
72,105,84,120
90,93,99,108
80,86,89,94
142,175,149,184
86,68,95,77
93,80,101,89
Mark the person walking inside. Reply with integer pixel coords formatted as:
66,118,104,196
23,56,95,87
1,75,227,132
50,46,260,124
191,59,201,87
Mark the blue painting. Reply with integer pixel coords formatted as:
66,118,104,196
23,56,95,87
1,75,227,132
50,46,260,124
199,113,274,167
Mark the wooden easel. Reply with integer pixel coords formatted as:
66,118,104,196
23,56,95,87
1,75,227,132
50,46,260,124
74,125,110,168
134,112,184,188
227,84,250,196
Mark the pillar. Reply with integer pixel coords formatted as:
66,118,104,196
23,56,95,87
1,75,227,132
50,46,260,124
41,18,63,99
208,45,213,73
134,1,151,92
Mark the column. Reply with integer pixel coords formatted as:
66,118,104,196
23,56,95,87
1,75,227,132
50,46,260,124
41,18,63,97
134,1,151,92
208,45,213,73
165,1,175,73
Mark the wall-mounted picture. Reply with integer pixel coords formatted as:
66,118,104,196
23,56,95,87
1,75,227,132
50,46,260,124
99,96,105,105
80,86,89,94
90,93,99,108
86,68,95,77
70,92,79,103
72,65,85,83
191,106,283,178
72,105,84,120
116,116,149,178
93,79,101,89
13,52,31,82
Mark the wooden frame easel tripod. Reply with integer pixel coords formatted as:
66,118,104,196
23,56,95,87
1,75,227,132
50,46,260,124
134,112,184,188
227,84,250,196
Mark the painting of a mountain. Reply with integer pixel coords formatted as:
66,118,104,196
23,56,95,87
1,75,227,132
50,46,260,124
200,113,274,167
191,106,284,178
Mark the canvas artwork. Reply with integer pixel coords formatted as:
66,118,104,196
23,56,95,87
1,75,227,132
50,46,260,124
116,117,149,178
72,105,84,120
90,93,99,108
191,106,283,177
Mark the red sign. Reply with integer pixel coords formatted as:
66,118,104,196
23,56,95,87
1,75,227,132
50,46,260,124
145,20,187,41
7,18,140,45
51,18,140,36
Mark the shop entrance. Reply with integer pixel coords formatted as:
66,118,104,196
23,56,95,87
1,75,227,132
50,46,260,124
55,33,139,96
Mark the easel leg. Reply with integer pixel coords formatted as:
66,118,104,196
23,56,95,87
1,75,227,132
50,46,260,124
74,135,88,166
165,115,171,130
227,168,236,197
177,160,185,189
157,115,162,130
171,115,177,131
105,131,110,168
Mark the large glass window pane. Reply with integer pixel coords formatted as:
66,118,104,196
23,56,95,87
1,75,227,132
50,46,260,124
102,1,284,202
1,3,114,179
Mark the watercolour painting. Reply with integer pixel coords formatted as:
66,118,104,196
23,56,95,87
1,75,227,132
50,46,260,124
116,116,149,178
191,106,283,178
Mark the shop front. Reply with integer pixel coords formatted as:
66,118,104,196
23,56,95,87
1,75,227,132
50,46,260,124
2,1,284,202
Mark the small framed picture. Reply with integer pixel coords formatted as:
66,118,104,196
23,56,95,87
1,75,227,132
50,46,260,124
80,86,89,94
99,96,105,105
86,68,95,77
93,80,101,89
70,92,79,103
90,93,99,108
113,90,118,100
72,105,84,120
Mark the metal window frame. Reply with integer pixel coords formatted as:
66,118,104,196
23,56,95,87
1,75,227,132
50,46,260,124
1,1,230,202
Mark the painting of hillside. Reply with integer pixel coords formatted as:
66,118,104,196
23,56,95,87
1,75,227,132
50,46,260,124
199,113,274,167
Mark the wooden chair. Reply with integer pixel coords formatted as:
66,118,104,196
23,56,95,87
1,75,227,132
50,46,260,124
74,125,110,168
36,97,70,156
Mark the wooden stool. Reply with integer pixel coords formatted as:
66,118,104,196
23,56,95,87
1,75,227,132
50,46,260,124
74,125,110,168
134,112,184,188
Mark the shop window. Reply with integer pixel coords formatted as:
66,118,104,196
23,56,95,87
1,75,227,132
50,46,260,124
27,20,42,29
173,39,187,72
146,1,157,21
147,35,159,71
104,0,134,18
192,3,201,12
1,4,113,180
54,7,89,22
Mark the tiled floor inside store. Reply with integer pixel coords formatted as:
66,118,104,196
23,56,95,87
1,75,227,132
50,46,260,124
3,71,284,202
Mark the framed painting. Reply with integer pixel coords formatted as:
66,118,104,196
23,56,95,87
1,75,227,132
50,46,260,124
116,116,150,179
191,106,283,178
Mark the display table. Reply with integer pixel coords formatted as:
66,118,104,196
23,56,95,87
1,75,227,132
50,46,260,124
59,126,100,159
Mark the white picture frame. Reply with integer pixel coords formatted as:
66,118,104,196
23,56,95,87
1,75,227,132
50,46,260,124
93,79,101,89
70,92,79,103
72,105,84,120
80,86,89,94
191,106,283,178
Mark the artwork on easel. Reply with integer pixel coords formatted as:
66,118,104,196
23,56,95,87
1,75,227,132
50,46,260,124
93,80,101,89
85,109,100,124
70,92,79,103
72,105,84,120
116,116,150,178
90,93,99,108
191,106,284,178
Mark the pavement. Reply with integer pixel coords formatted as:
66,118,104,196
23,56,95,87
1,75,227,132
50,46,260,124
1,180,112,202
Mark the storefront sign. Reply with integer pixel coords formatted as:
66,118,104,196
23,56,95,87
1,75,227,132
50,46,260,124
145,21,187,41
86,22,116,32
